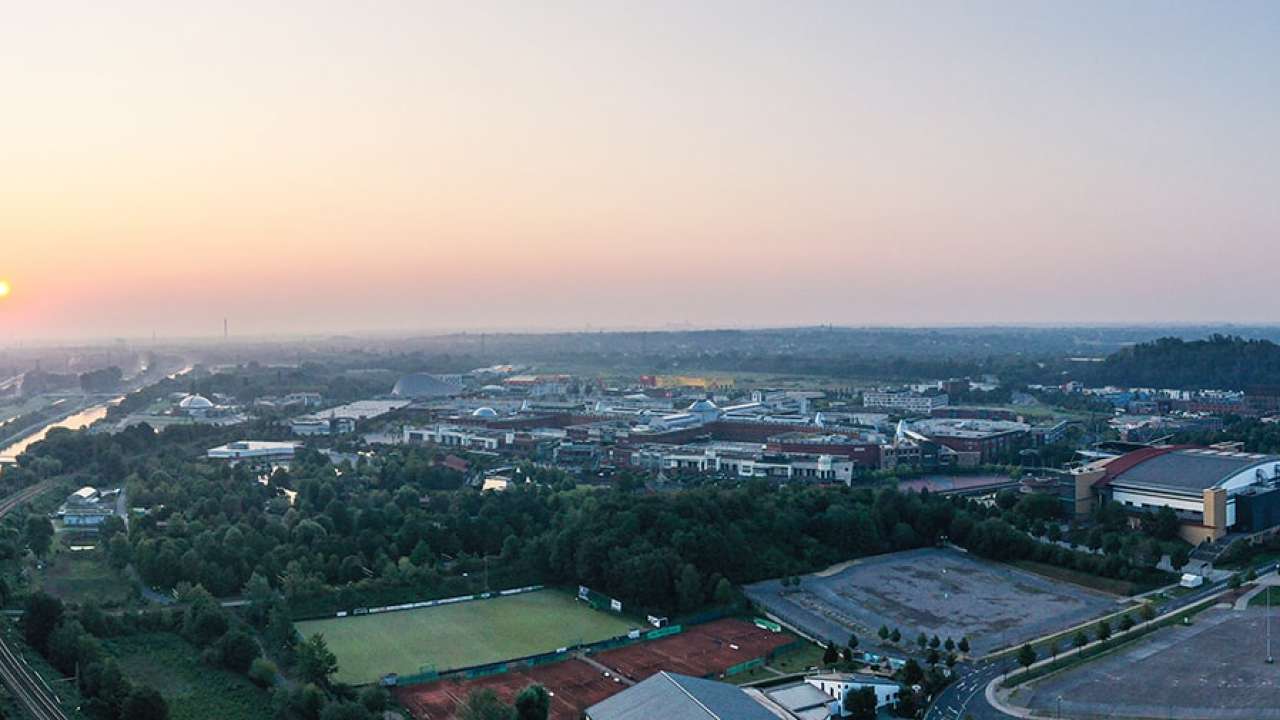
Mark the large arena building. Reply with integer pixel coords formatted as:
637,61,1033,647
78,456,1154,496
1074,446,1280,544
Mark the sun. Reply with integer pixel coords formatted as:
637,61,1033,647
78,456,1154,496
0,280,9,299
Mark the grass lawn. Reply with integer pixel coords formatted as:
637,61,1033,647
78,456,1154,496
104,633,272,720
1010,559,1163,597
36,553,135,607
1247,585,1280,607
296,589,636,685
730,641,827,685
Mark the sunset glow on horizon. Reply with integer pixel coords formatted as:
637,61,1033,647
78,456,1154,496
3,1,1279,341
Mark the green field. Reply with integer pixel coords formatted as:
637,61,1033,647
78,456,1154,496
105,633,273,720
296,590,636,684
37,553,135,607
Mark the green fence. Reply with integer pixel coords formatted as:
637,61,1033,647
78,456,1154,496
725,657,765,676
466,662,509,680
767,638,809,661
645,624,683,641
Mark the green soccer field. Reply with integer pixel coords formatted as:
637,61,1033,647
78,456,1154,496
295,590,636,684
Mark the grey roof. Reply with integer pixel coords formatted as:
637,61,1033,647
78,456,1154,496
764,681,832,711
586,672,780,720
390,373,462,399
1110,449,1280,496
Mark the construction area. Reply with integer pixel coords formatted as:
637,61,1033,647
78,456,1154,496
393,618,800,719
745,547,1116,654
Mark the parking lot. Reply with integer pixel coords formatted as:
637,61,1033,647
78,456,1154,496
745,547,1114,655
1020,608,1280,719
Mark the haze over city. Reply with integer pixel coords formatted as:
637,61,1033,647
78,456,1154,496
2,1,1277,340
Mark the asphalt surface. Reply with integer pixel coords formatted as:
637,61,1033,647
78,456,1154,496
924,569,1257,720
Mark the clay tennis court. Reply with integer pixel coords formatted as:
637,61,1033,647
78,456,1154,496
394,618,797,719
595,618,794,680
395,659,622,720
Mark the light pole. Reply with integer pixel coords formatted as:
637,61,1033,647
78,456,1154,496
1268,584,1274,665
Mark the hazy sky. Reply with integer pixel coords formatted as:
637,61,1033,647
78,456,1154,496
2,1,1278,340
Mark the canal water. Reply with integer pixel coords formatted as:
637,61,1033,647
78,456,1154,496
0,402,113,464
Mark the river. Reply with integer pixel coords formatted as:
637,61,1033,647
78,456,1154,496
0,402,115,464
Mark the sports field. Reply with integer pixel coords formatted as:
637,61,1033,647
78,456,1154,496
296,590,636,685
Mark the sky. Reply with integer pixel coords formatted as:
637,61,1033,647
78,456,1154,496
2,1,1278,340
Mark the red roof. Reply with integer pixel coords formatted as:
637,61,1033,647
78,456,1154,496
1096,445,1192,486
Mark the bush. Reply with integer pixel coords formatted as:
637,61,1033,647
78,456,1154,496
249,657,278,687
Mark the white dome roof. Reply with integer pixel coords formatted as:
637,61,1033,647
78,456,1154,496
179,394,214,409
472,407,498,418
687,399,719,412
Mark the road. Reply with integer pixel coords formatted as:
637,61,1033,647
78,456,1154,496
924,569,1253,720
0,482,70,720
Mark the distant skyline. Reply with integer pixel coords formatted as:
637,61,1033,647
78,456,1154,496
3,1,1279,340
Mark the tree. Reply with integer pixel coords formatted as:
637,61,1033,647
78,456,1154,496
1229,573,1242,589
458,688,516,720
928,634,941,650
22,592,63,653
360,686,390,713
945,653,957,669
712,577,735,607
25,516,54,558
900,659,924,686
1169,545,1192,573
1072,630,1088,649
957,637,970,654
217,629,261,673
878,625,890,643
122,685,169,720
1151,506,1180,541
847,633,859,653
320,702,373,720
823,642,839,666
514,683,551,720
843,686,878,720
1119,613,1135,632
926,648,940,666
1139,603,1157,622
915,632,927,650
243,572,274,626
1048,639,1060,659
890,628,901,645
297,634,339,687
676,564,704,613
1096,620,1112,642
944,637,955,653
1017,644,1036,671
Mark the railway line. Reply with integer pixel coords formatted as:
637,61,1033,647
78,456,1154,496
0,480,69,720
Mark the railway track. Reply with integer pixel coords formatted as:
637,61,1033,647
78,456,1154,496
0,480,69,720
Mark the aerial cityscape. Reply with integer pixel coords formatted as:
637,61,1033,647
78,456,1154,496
4,3,1280,720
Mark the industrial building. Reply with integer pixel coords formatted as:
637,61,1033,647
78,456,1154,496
58,486,116,527
862,388,950,414
1074,446,1280,544
206,441,300,463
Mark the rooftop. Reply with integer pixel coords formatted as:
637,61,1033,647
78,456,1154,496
585,671,778,720
1106,447,1280,495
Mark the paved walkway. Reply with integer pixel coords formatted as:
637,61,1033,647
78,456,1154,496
1234,574,1280,610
